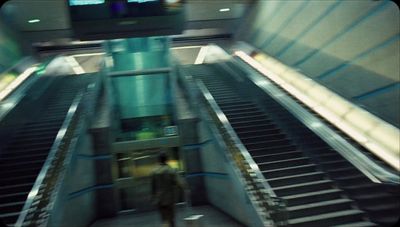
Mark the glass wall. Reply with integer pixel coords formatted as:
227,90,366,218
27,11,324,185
105,37,175,141
0,18,33,97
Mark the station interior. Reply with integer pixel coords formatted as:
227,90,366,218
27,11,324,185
0,0,399,226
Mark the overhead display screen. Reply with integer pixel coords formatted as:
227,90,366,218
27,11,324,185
68,0,183,19
69,0,105,6
68,0,185,40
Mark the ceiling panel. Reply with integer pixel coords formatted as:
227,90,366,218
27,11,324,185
0,0,252,42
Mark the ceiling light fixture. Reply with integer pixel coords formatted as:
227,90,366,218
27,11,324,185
219,8,230,12
28,19,40,23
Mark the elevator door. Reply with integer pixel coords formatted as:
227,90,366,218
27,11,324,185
114,147,182,213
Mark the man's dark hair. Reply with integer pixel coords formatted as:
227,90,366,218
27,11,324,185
158,152,167,164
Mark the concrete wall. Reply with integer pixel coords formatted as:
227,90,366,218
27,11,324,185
238,0,399,127
49,86,117,227
49,130,98,227
196,117,265,227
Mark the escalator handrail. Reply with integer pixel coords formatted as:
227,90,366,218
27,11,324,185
195,79,288,225
15,91,84,227
232,56,400,185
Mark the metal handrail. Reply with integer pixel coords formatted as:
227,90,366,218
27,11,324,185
195,79,288,226
15,75,103,227
233,56,400,185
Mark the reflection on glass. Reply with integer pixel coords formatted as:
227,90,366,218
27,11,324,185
119,187,135,210
116,114,174,141
69,0,104,6
0,72,17,91
117,153,132,178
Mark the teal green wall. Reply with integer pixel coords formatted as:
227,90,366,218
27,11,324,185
239,0,399,127
106,37,171,120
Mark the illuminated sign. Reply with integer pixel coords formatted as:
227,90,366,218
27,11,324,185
127,0,158,3
69,0,105,6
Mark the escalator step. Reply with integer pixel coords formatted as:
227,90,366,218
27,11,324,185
258,157,310,171
244,139,294,150
0,183,33,195
321,160,353,170
267,171,325,187
334,221,378,227
220,103,257,110
2,147,50,156
262,164,317,179
282,189,343,207
228,114,270,123
1,159,44,169
252,150,304,163
342,183,383,195
333,174,371,186
0,211,20,226
7,142,54,150
230,119,272,128
287,198,353,219
1,175,38,185
239,133,286,143
272,179,333,197
0,191,29,204
6,136,56,145
248,144,297,156
352,193,396,207
0,153,48,163
224,110,266,118
327,167,361,177
235,127,281,138
222,106,260,114
314,153,344,162
0,201,25,213
15,126,60,134
288,209,365,227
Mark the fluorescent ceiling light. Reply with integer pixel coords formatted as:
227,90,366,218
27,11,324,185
28,19,40,23
219,8,230,12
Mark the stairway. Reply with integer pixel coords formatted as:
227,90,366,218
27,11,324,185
0,75,95,226
270,104,400,226
189,63,399,226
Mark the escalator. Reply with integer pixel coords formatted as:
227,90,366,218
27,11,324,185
0,74,96,226
187,63,399,226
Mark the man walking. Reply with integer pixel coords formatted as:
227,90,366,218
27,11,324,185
151,152,185,227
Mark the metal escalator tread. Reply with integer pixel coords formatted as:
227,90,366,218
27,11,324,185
272,180,333,197
247,144,297,155
257,157,310,170
252,150,304,162
282,188,343,206
0,192,29,204
245,139,295,150
0,211,20,225
1,159,44,168
261,164,317,178
288,209,366,226
267,171,325,187
228,114,270,122
333,221,378,227
233,123,279,132
287,198,354,219
0,167,42,178
0,153,48,162
0,201,25,213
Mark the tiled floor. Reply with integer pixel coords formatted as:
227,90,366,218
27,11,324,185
91,205,245,227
